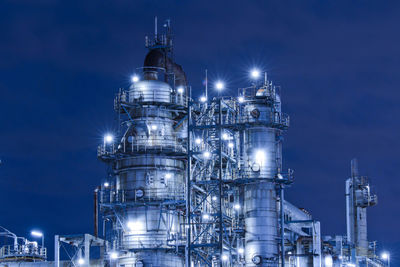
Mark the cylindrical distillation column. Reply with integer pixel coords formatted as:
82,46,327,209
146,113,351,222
112,79,186,266
242,87,284,267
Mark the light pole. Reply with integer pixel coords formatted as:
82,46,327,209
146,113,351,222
31,230,44,248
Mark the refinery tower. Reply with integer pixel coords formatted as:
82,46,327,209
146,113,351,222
98,20,291,267
95,21,384,267
0,20,388,267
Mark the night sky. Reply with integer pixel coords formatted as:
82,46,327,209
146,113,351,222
1,0,399,264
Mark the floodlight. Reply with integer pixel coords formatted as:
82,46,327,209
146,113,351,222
215,81,224,90
131,75,139,83
31,231,43,237
250,69,261,79
104,134,114,144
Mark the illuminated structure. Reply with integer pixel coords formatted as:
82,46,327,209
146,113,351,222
0,20,389,267
98,19,188,266
94,20,386,267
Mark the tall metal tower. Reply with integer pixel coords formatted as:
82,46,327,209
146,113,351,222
97,20,294,267
346,159,377,261
186,80,292,266
98,19,188,266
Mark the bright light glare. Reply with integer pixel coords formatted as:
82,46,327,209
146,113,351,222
381,252,389,260
165,173,172,179
215,81,224,90
228,142,234,148
78,258,85,265
212,196,218,201
203,151,211,159
238,96,244,103
104,134,114,144
277,173,283,179
250,69,261,79
177,86,184,94
104,182,110,187
31,231,43,237
222,133,229,140
195,138,202,145
202,214,210,220
324,255,333,267
255,150,266,165
131,75,139,83
110,251,118,260
347,264,355,267
127,221,144,232
151,125,158,130
238,248,244,254
233,204,241,210
221,254,229,261
200,96,207,102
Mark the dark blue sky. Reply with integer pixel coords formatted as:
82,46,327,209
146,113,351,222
1,0,399,263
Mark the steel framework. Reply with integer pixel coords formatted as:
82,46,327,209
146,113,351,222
186,81,293,266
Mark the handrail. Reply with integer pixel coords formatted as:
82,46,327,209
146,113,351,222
100,187,185,205
0,244,46,260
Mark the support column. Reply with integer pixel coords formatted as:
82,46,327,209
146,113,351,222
84,234,90,267
55,235,60,267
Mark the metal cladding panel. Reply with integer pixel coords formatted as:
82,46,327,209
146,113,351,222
129,80,172,103
118,251,183,267
356,208,368,256
244,127,278,179
243,104,274,124
122,207,180,249
244,183,279,267
116,156,185,200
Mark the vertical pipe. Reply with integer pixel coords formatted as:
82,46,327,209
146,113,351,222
351,158,358,177
155,16,158,40
186,102,192,267
345,179,353,244
94,187,99,237
205,69,208,100
280,185,285,267
54,235,60,267
218,98,223,266
84,234,90,267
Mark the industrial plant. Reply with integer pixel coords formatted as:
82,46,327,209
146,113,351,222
0,21,390,267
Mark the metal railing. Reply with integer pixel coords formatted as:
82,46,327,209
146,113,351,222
121,137,186,154
114,88,189,109
192,99,289,129
0,244,46,260
98,137,186,158
100,187,185,205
